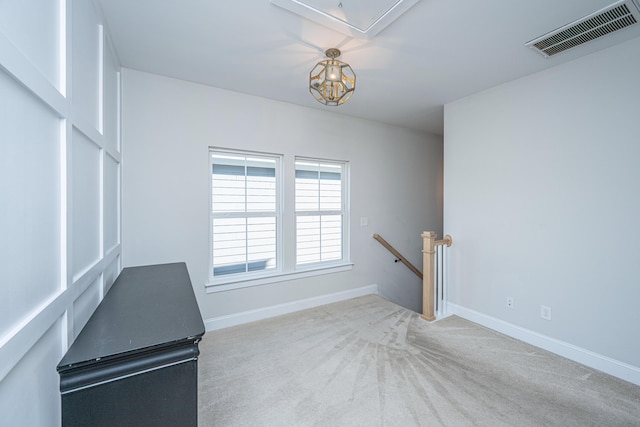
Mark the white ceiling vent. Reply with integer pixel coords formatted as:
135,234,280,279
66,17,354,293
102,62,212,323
526,0,640,57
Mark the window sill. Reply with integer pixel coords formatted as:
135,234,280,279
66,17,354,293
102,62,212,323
205,262,354,294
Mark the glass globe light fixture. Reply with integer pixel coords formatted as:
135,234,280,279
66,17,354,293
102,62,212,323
309,48,356,106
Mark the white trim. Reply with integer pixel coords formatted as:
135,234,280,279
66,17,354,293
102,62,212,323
270,0,420,39
0,31,67,116
0,247,122,383
294,157,349,268
447,302,640,387
206,262,353,293
204,284,377,331
209,147,284,284
0,1,122,419
58,0,67,96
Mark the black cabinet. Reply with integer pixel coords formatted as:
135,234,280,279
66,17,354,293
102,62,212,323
57,263,205,427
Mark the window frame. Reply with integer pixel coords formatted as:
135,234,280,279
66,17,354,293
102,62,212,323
208,147,284,285
294,157,350,270
207,149,352,292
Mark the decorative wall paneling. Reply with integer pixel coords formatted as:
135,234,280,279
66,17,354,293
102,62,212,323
0,1,121,424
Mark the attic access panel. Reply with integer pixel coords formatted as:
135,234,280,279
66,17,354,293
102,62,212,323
271,0,421,38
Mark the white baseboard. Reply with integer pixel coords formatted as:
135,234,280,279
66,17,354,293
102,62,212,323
204,284,378,331
447,302,640,387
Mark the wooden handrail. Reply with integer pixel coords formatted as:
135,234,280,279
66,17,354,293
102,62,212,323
422,231,452,321
435,236,452,247
372,234,423,280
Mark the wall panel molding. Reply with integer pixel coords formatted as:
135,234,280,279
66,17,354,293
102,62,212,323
0,243,122,383
0,32,67,117
0,0,122,424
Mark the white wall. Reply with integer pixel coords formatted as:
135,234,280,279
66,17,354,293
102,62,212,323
121,69,442,319
444,36,640,378
0,1,121,425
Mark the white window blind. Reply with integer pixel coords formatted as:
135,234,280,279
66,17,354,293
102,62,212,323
210,150,280,278
295,159,346,266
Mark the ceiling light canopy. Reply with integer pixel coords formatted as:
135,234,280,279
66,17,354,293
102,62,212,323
309,48,356,106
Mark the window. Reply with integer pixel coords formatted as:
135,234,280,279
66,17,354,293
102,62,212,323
295,159,347,266
209,149,350,288
210,150,281,279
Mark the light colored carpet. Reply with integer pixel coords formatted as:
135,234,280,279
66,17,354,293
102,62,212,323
198,295,640,426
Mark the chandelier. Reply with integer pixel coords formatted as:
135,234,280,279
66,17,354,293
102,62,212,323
309,48,356,106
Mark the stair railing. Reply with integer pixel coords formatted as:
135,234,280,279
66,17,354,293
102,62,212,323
372,234,423,280
422,232,452,321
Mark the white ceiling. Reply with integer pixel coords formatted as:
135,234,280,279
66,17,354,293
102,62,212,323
97,0,640,136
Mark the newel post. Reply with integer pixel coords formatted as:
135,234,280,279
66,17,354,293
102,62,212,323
421,231,436,321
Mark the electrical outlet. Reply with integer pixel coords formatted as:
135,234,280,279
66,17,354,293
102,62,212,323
360,217,368,227
540,305,552,321
506,297,514,309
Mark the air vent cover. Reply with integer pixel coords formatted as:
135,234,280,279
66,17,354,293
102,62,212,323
526,0,640,57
